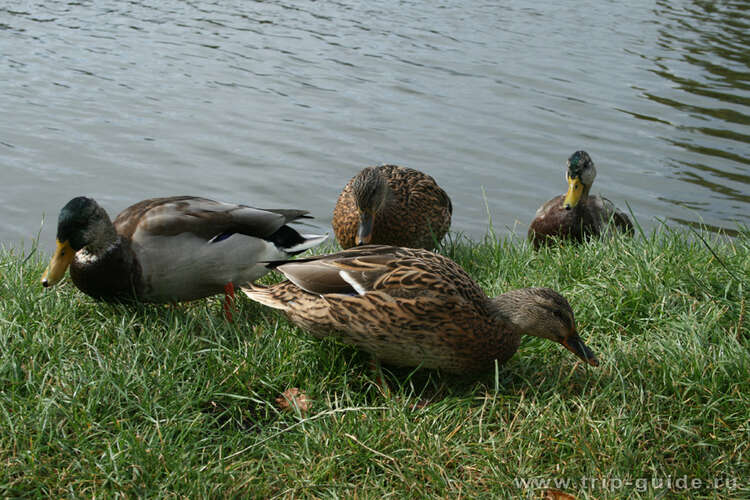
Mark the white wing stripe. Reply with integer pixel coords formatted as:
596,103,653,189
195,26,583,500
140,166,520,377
339,270,367,296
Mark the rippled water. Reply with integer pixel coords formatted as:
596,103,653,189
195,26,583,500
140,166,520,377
2,0,748,250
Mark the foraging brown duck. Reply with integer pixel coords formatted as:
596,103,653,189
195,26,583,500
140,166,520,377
528,151,633,249
41,196,327,302
332,165,452,250
242,245,599,374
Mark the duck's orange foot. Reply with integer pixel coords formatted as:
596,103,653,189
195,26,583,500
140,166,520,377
223,282,235,322
368,358,391,398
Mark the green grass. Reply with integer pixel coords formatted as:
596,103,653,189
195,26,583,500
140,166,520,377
1,226,748,498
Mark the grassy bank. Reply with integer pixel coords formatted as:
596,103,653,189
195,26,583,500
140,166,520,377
1,226,748,498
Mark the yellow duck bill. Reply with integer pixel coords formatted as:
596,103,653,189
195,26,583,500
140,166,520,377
563,176,584,210
41,240,75,287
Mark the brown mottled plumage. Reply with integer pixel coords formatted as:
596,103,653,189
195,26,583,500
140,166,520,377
41,196,327,302
242,245,599,374
332,165,452,250
528,151,633,249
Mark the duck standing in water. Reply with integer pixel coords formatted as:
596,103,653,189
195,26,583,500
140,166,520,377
528,151,633,249
42,196,327,306
242,245,599,375
332,165,452,250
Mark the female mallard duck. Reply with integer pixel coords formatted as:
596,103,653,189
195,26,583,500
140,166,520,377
41,196,327,303
242,245,599,374
528,151,633,249
332,165,452,250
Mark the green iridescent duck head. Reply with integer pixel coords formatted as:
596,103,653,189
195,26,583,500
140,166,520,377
563,150,597,210
42,197,115,287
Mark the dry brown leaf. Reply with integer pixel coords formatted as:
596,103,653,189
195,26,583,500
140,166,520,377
275,388,312,415
543,489,577,500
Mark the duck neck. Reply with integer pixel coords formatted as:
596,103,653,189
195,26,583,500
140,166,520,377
580,183,592,202
86,224,118,255
377,184,397,216
72,205,119,256
487,289,535,332
482,292,527,362
71,235,140,301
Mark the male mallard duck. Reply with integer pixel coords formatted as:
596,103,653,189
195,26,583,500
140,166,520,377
528,151,633,249
41,196,327,303
332,165,452,250
242,245,598,374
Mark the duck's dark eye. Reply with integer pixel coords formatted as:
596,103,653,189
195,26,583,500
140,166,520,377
553,309,572,330
540,304,572,331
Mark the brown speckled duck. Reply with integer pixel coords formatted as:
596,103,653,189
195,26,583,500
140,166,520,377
41,196,327,302
242,245,599,374
528,151,633,249
332,165,452,250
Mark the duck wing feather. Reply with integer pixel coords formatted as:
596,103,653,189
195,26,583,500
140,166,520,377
114,196,308,241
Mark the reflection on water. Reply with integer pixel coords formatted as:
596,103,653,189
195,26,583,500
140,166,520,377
0,0,748,251
643,0,749,232
668,216,741,237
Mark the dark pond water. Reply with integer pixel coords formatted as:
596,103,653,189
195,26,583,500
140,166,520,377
2,0,748,251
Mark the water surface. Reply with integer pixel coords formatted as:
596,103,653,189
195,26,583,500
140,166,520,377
2,0,748,251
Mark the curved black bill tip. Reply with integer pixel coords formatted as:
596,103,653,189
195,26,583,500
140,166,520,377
562,333,599,366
